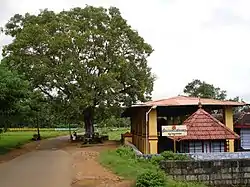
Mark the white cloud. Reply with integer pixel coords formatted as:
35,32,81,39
1,0,250,102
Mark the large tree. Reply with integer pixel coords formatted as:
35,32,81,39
183,79,227,100
2,6,155,137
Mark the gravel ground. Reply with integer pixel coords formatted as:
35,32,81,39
64,141,134,187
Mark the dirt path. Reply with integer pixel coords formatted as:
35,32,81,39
0,137,133,187
64,141,134,187
0,136,72,187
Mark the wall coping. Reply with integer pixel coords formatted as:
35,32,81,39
125,142,250,161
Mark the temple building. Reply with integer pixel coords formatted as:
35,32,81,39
122,96,246,154
168,107,240,153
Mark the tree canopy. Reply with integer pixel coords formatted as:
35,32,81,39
183,79,227,100
2,6,155,136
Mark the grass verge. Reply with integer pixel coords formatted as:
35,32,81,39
99,128,130,141
99,146,207,187
0,131,68,154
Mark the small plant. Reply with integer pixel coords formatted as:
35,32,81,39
15,142,22,149
150,155,165,165
31,133,41,141
161,151,190,161
115,146,136,159
136,170,166,187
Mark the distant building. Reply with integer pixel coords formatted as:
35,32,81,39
234,112,250,150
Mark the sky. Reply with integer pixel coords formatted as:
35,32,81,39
1,0,250,102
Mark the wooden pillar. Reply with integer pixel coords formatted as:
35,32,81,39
224,106,234,152
148,109,158,154
138,113,142,151
131,114,136,145
141,109,146,153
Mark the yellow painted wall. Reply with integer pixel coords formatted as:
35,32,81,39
148,109,158,137
148,109,158,154
224,106,234,152
130,108,144,153
130,107,158,154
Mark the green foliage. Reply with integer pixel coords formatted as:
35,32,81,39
150,152,190,166
0,131,68,154
228,96,247,113
0,62,30,128
184,79,226,100
99,146,206,187
99,146,159,179
99,127,129,140
98,116,130,128
0,63,29,111
160,151,190,161
115,146,136,158
3,6,155,132
150,155,165,165
136,170,166,187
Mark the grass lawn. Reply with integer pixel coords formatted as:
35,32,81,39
99,146,207,187
0,131,68,154
106,128,130,141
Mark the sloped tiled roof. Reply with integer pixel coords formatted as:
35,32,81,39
234,112,250,125
169,108,240,141
141,96,245,107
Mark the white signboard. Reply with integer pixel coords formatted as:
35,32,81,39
162,125,187,137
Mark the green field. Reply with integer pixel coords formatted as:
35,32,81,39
0,128,130,155
0,131,69,154
105,128,130,140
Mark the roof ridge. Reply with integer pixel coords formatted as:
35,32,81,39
183,108,199,124
234,112,246,124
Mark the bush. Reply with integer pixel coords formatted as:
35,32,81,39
136,170,166,187
150,155,165,165
15,142,22,149
115,146,136,159
31,133,41,141
161,151,190,160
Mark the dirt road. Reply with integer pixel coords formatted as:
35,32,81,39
0,136,133,187
0,136,73,187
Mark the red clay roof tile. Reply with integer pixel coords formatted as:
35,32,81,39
169,108,240,141
141,96,245,107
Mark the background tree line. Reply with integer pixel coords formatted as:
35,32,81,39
183,79,249,113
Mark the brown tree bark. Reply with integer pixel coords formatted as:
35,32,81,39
84,107,94,138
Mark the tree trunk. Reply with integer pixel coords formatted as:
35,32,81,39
36,114,41,140
84,107,94,138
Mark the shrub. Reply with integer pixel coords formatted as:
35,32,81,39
161,151,190,161
15,142,22,149
115,146,136,159
136,170,166,187
150,155,165,165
